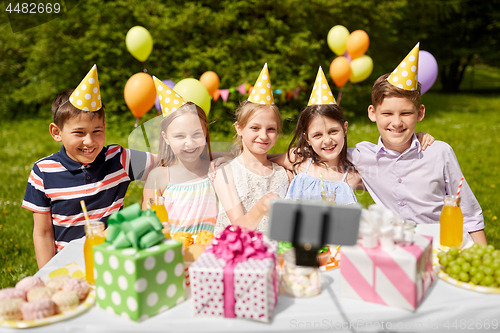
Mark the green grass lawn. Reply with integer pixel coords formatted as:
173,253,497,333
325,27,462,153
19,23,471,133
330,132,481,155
1,90,499,288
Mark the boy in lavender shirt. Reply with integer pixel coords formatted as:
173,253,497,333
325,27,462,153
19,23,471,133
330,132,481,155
348,44,486,244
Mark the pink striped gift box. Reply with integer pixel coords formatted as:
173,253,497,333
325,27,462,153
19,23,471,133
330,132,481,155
340,234,434,311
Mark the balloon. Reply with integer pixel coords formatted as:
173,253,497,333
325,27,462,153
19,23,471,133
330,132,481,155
174,78,211,115
330,56,351,88
126,26,153,62
199,71,220,96
154,80,176,112
124,73,156,119
327,25,350,56
346,30,370,60
418,50,438,95
349,55,373,83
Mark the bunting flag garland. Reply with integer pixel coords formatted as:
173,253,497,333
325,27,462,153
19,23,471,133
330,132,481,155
152,79,303,103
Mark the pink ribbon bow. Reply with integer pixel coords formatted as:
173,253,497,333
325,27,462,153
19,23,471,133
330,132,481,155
208,226,276,318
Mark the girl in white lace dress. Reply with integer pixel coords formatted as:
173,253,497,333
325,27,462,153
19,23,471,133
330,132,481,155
212,64,289,235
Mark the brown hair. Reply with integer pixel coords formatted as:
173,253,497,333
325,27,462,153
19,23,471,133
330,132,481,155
233,100,282,154
52,89,105,129
371,73,422,109
287,104,355,175
155,102,212,168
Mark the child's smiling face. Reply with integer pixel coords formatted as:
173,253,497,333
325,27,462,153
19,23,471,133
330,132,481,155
50,113,105,164
235,107,279,156
368,97,425,153
304,115,347,168
162,112,207,164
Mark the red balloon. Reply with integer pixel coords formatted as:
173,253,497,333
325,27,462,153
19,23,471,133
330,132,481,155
346,30,370,60
124,73,156,119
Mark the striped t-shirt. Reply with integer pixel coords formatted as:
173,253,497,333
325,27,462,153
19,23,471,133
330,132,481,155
163,174,217,235
22,145,153,252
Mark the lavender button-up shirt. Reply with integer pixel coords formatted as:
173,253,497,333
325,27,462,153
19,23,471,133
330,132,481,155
348,135,484,232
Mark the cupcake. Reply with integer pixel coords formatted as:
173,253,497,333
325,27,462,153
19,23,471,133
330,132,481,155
0,288,26,302
172,231,194,249
27,287,54,302
15,276,44,294
0,298,24,321
45,275,70,292
52,290,79,313
184,244,205,263
62,279,89,301
20,298,55,321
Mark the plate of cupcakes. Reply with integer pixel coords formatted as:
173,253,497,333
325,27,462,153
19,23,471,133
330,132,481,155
0,263,95,328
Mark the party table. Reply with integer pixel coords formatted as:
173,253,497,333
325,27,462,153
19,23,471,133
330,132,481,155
2,225,499,333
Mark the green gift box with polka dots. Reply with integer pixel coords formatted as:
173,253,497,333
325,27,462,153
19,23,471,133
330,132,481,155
93,239,186,322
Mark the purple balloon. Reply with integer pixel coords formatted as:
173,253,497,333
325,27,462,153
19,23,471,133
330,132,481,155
154,79,176,111
418,51,438,95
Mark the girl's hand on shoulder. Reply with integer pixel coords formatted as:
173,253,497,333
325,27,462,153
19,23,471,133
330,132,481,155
208,157,227,182
416,132,435,151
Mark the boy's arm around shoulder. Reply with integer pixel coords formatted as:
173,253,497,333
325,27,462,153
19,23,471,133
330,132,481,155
33,212,55,269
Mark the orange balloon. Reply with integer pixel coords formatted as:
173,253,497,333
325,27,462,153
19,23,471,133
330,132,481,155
124,73,156,119
330,56,352,88
199,71,220,96
346,30,370,60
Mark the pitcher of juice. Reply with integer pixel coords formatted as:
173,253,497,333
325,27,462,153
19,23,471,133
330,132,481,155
440,195,463,247
84,221,105,284
150,197,170,238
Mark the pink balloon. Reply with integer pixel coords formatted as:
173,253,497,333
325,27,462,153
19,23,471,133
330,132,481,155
418,51,438,95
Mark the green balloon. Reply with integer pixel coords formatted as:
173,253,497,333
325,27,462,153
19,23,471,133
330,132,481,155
126,26,153,62
174,78,211,115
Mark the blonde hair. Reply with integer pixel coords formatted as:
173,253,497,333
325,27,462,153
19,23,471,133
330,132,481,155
155,103,212,168
233,100,282,154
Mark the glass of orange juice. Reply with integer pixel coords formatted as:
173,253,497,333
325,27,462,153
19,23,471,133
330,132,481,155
149,197,170,238
440,195,463,247
84,221,105,284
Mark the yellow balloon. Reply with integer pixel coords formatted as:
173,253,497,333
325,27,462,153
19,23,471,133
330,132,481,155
349,55,373,83
126,26,153,62
327,25,350,56
174,79,211,115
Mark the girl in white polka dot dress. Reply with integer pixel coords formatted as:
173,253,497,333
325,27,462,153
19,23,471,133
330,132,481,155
212,64,290,236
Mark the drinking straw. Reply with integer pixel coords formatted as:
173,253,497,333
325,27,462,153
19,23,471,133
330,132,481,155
154,178,158,205
454,177,464,206
80,200,92,236
320,173,326,197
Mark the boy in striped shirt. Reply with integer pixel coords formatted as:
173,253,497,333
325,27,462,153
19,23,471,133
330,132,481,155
22,65,154,268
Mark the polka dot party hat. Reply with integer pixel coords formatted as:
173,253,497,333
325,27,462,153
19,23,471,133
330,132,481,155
69,64,102,111
248,63,274,105
387,42,420,91
153,76,188,117
308,66,337,106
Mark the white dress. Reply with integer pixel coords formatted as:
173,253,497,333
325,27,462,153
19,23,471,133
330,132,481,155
214,157,289,235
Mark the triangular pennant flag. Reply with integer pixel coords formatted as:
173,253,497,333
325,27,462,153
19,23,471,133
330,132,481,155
237,83,247,95
213,89,221,102
69,64,102,111
387,42,419,91
153,76,188,117
248,63,274,105
308,66,336,105
293,87,300,99
220,89,230,102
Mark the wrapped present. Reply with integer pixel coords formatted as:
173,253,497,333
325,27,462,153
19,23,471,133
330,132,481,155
93,204,185,321
189,226,278,323
340,205,434,311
